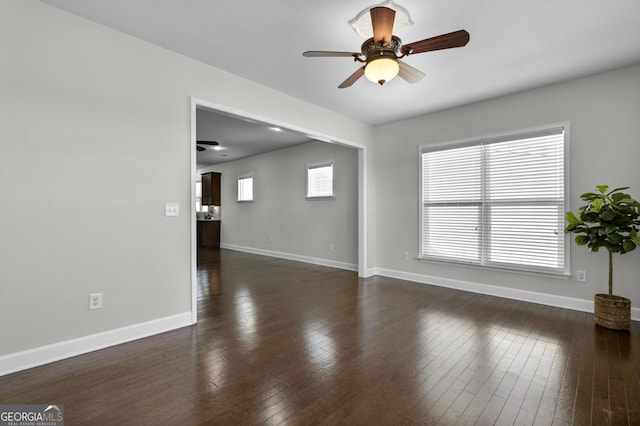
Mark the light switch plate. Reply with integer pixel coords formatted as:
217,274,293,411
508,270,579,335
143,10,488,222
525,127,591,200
165,203,180,217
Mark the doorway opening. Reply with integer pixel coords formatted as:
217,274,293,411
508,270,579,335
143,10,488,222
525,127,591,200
190,97,367,324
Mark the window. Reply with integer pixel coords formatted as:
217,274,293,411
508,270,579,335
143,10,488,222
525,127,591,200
307,161,334,198
419,124,568,275
237,175,253,202
195,181,208,213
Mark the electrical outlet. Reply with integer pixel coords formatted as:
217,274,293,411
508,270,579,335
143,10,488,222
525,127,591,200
402,251,409,261
89,293,103,310
328,243,334,252
576,270,587,282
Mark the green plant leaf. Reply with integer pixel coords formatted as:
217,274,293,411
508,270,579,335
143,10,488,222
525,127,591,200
599,210,616,221
589,199,603,213
580,211,599,222
611,193,630,202
623,239,636,252
607,234,623,244
618,197,638,205
575,235,589,245
580,192,599,201
596,185,609,194
565,211,580,226
607,186,630,194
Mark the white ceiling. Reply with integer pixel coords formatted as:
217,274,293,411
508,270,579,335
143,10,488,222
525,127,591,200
39,0,640,165
196,107,313,166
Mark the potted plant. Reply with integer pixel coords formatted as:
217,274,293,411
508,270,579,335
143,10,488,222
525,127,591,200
565,185,640,330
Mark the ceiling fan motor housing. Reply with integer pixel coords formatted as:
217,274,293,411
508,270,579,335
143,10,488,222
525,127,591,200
361,35,402,59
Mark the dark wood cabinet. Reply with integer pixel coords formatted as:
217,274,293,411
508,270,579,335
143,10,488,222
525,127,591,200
199,172,221,248
198,221,220,248
201,173,212,205
201,172,221,206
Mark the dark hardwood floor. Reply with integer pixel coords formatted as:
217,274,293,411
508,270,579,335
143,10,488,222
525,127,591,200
2,248,639,425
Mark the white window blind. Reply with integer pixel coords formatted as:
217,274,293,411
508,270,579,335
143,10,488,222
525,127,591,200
420,125,568,275
237,175,253,201
307,162,334,198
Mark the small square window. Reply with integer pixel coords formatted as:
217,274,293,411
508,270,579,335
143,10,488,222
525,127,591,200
307,161,334,199
238,175,253,202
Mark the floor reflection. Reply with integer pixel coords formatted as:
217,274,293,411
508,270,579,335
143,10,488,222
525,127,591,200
303,325,336,370
204,347,227,394
233,287,259,350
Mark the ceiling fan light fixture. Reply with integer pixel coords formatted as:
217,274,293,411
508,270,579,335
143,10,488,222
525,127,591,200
364,56,399,85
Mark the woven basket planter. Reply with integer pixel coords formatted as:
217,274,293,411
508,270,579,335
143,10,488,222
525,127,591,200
594,294,631,330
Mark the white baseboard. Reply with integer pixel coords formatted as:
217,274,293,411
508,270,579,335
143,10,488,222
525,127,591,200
220,243,358,272
364,267,377,278
0,312,193,377
373,267,640,322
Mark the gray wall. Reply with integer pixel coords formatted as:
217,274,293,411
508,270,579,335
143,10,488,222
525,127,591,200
0,1,372,363
200,141,358,269
373,64,640,306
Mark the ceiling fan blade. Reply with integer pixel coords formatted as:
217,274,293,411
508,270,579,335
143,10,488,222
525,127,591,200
403,30,470,55
303,51,360,58
196,140,219,146
370,6,395,45
397,60,425,84
196,145,206,152
338,66,365,89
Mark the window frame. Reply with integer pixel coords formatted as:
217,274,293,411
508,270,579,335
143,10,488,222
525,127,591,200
306,160,335,199
418,123,571,277
237,174,254,202
195,180,208,213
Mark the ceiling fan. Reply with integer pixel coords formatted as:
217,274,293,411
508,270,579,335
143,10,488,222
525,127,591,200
303,6,469,88
196,141,219,152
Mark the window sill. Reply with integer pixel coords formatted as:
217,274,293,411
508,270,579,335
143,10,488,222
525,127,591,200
306,196,336,200
416,256,571,279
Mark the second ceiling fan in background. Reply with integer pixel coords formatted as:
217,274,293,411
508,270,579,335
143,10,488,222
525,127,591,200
196,141,219,152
